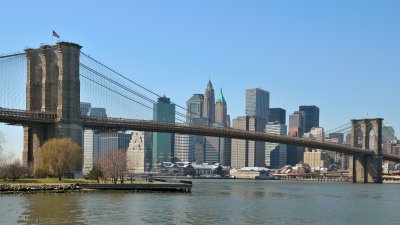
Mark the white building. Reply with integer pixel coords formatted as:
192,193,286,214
265,122,287,169
82,129,99,174
174,133,195,162
127,131,153,173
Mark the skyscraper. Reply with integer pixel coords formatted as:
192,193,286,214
287,111,305,165
187,94,204,122
152,96,175,170
288,111,305,137
215,88,231,166
269,108,286,125
174,133,195,162
80,102,91,116
245,88,270,121
231,116,265,169
299,105,320,133
215,88,229,127
127,131,153,173
265,122,287,169
203,80,215,124
97,132,132,160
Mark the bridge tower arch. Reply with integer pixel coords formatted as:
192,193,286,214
22,42,82,167
349,118,383,183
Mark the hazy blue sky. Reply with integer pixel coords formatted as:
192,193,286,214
1,1,399,158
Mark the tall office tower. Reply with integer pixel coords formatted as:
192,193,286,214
187,94,206,163
187,94,204,122
82,104,107,174
269,108,286,125
231,116,266,169
82,129,99,174
204,136,220,164
174,133,195,162
80,102,91,116
126,131,153,173
215,88,231,166
265,122,287,169
88,108,107,118
288,111,305,137
382,124,396,143
215,88,229,127
97,132,132,160
299,105,320,133
152,96,175,170
329,133,344,144
203,80,215,124
245,88,270,121
287,111,305,165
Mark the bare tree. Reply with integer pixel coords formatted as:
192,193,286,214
35,138,82,181
100,149,127,184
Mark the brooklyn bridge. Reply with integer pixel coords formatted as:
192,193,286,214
0,42,398,183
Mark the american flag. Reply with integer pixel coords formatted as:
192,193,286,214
52,30,60,38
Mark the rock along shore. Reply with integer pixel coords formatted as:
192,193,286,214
0,183,84,195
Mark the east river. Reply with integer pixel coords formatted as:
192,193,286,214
1,180,400,225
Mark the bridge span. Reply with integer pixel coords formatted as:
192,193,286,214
1,107,399,163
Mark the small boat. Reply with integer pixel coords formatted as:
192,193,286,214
255,170,274,180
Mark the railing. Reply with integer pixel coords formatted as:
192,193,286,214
0,107,56,125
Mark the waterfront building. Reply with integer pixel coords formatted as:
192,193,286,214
231,116,266,169
126,131,153,173
152,96,175,170
303,150,329,171
299,105,320,133
265,122,287,169
269,108,286,125
245,88,270,121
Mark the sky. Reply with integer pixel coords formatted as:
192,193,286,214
0,0,399,159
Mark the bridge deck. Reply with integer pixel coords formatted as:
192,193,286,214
1,108,399,162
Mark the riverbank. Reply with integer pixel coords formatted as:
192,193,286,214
0,178,192,195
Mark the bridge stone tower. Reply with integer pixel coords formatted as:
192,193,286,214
22,42,82,167
348,119,383,183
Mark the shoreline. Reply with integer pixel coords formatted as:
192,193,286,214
0,179,192,195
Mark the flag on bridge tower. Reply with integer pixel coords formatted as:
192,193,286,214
52,30,60,38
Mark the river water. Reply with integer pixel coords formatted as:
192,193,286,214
1,180,399,225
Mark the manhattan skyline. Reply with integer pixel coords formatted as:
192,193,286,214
1,0,399,158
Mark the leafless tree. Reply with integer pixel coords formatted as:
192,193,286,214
100,149,127,184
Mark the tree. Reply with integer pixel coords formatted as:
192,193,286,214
35,138,82,181
100,149,127,184
85,166,102,183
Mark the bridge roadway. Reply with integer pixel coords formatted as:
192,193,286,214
1,108,400,162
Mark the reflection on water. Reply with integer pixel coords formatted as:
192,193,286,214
17,194,84,225
1,180,400,225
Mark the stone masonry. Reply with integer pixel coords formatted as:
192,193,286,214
22,42,82,168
